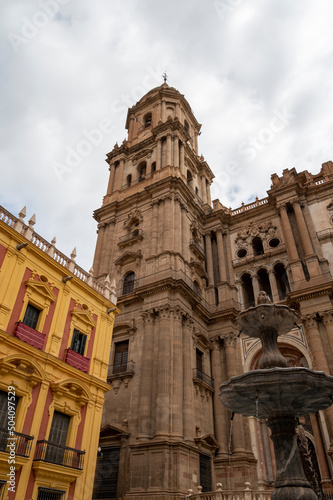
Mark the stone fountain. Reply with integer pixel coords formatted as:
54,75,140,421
219,292,333,500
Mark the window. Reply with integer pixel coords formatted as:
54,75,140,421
113,341,129,374
241,273,255,308
123,272,135,295
137,162,146,182
184,119,190,134
187,170,193,187
274,263,290,300
22,303,40,329
0,390,19,452
37,488,65,500
193,280,201,296
196,349,203,373
199,453,212,492
252,237,264,256
93,447,120,499
143,112,152,128
151,161,156,173
70,329,87,356
126,174,132,187
45,411,70,465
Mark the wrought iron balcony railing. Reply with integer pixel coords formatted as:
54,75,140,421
192,368,215,389
0,428,34,457
34,440,85,470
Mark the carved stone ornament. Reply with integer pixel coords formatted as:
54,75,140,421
235,221,277,247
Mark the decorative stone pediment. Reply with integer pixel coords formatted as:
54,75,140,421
25,277,57,303
131,149,152,163
71,307,96,331
194,433,219,453
235,220,277,247
51,378,90,407
124,209,143,230
100,424,130,439
115,251,142,267
0,353,45,387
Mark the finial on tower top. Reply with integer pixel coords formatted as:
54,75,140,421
162,71,168,84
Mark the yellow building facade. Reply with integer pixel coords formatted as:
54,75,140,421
0,206,119,500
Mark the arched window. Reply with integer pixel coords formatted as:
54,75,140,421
187,170,193,187
126,174,132,187
143,112,152,128
137,162,146,182
241,273,255,308
252,237,264,256
184,120,190,134
151,162,156,173
123,272,135,295
274,263,290,299
257,268,272,301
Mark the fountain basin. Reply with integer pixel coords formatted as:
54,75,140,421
219,367,333,420
237,304,298,338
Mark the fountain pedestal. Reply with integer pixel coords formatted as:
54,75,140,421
267,416,317,500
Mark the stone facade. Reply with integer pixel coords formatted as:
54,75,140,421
92,83,333,499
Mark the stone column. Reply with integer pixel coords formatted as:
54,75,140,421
166,134,172,166
150,201,159,256
252,274,260,303
172,308,184,438
206,182,212,206
174,198,182,255
183,317,194,442
205,233,214,286
277,204,299,262
174,136,179,168
292,200,314,257
216,230,227,282
223,334,246,454
181,205,190,261
163,196,172,252
106,163,116,195
155,306,172,438
114,159,125,191
101,219,116,278
323,313,333,358
211,338,228,456
138,310,155,439
201,176,207,204
268,269,280,302
161,100,166,122
224,230,235,285
156,139,162,171
179,142,185,176
93,223,105,277
304,315,333,451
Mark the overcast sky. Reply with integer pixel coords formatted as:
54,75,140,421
1,0,333,272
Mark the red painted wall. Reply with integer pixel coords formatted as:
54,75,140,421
22,383,40,435
58,298,76,360
68,479,76,499
7,268,32,334
0,244,7,269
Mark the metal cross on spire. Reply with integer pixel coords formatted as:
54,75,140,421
162,71,168,84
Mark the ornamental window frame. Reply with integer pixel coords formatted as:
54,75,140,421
19,275,56,333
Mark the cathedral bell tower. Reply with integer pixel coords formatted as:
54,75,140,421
92,82,257,500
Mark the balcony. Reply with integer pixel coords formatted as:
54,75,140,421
0,428,34,457
65,348,90,373
190,238,206,260
193,368,215,390
34,440,85,470
14,322,45,350
108,360,135,380
118,229,144,248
